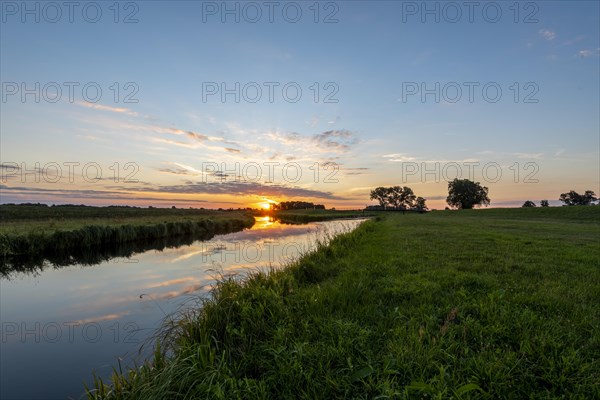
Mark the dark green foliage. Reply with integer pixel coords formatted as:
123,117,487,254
369,186,425,210
559,190,597,206
446,179,490,209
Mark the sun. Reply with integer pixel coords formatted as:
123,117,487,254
258,199,277,210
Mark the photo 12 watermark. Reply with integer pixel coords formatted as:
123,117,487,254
200,240,313,265
1,321,142,344
0,162,141,184
1,82,140,104
398,161,540,184
201,1,339,23
1,1,140,23
199,161,339,184
400,82,540,104
201,81,339,104
399,1,539,24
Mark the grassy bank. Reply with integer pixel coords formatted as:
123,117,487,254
0,205,255,271
269,209,376,224
89,207,599,399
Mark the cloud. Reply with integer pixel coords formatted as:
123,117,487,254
313,130,357,151
187,131,209,141
383,153,419,162
558,36,584,47
514,152,543,160
158,162,204,176
307,116,320,127
327,116,341,125
0,185,209,203
342,167,370,176
539,29,556,40
158,167,194,175
124,181,344,200
577,48,600,58
266,130,358,153
78,102,139,117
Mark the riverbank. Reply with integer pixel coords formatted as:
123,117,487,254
88,207,599,398
0,205,256,271
267,209,377,223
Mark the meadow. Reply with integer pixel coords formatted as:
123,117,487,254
0,205,255,271
88,206,600,399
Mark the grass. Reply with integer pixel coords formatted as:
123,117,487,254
0,204,252,235
0,205,255,272
267,209,377,223
88,207,600,399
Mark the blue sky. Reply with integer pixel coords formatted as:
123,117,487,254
1,1,598,208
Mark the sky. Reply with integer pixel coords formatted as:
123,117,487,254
1,0,599,209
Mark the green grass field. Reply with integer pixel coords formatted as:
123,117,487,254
0,204,253,236
0,205,256,268
87,206,599,399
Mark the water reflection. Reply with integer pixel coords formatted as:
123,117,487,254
0,217,365,400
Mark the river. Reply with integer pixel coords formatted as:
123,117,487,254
0,217,365,400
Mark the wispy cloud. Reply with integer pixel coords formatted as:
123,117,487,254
514,152,543,160
124,181,344,200
0,184,209,203
266,129,358,153
78,102,139,117
539,29,556,41
383,153,419,162
577,48,600,58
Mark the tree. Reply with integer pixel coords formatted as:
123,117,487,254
559,190,597,206
415,197,428,211
540,200,549,207
522,200,536,208
387,186,402,208
368,186,425,210
369,187,389,208
446,179,490,210
398,186,416,209
387,186,416,209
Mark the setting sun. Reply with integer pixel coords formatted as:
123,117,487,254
257,199,278,210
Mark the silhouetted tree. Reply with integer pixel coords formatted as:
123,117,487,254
386,186,416,209
559,190,597,206
368,186,425,211
415,197,428,211
446,179,490,210
370,187,390,208
540,200,549,207
522,200,536,208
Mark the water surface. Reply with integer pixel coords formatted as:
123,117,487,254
0,217,365,400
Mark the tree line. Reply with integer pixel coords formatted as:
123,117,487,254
272,201,325,210
522,190,598,207
370,179,598,210
369,186,427,210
